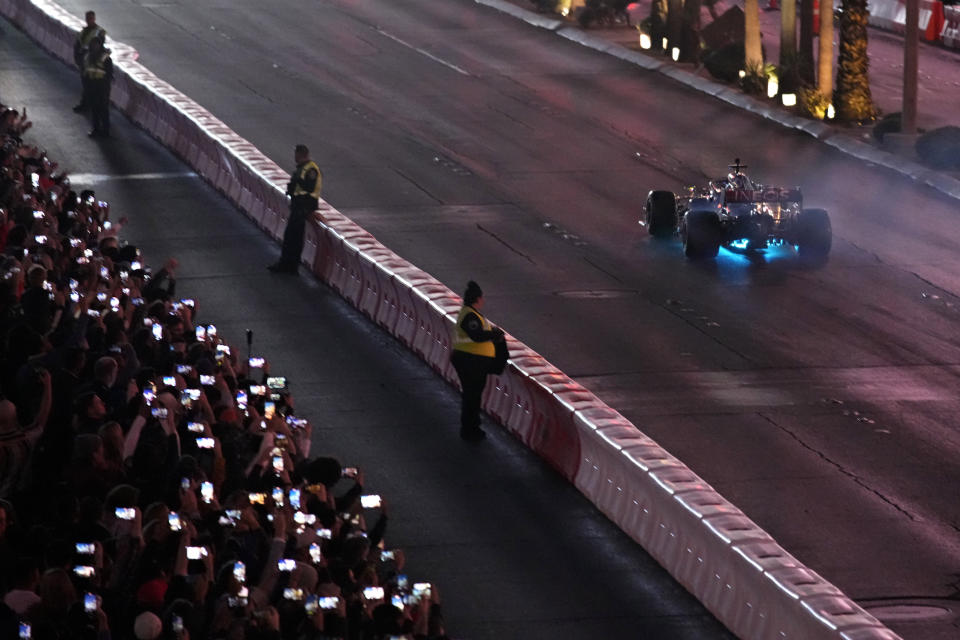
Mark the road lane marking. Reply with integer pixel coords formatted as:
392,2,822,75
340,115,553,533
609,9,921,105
69,171,198,185
375,29,470,76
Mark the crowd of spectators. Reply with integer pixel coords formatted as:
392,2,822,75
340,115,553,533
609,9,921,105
0,101,448,640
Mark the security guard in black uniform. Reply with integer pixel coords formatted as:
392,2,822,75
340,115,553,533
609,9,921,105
73,11,106,113
83,36,113,138
269,144,322,274
450,281,504,441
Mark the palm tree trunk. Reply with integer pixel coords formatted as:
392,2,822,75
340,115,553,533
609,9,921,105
817,0,833,98
667,0,684,51
798,0,815,83
680,0,702,62
780,0,798,90
835,0,877,121
744,0,763,71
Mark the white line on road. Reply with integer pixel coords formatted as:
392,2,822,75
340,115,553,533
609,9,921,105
69,171,198,185
375,29,471,77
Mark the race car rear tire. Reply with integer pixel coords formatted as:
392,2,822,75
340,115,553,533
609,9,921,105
683,210,720,259
797,208,832,259
645,190,677,237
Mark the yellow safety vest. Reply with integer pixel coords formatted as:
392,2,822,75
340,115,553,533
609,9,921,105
84,51,110,80
292,161,322,199
452,306,495,358
77,26,106,48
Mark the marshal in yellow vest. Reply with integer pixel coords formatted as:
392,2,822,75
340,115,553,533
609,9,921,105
451,306,495,358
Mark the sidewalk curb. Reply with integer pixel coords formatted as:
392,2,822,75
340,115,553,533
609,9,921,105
473,0,960,202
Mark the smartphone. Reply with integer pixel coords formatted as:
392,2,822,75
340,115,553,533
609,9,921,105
248,492,266,505
99,266,109,280
200,481,214,503
360,494,382,509
283,588,304,600
19,622,31,639
200,374,215,386
248,356,265,368
87,309,101,318
177,364,193,375
216,344,231,357
277,558,296,572
381,550,395,561
391,593,404,609
152,323,163,340
76,542,95,554
30,172,39,188
70,291,81,303
267,376,286,389
143,385,156,404
186,546,207,560
84,592,97,613
413,583,432,599
233,561,246,582
162,375,176,386
206,324,216,337
263,401,275,420
236,390,248,410
73,566,95,578
169,512,182,531
196,437,215,449
271,455,284,472
172,615,184,633
317,528,333,539
271,486,284,506
309,542,322,563
181,299,195,308
195,326,206,341
249,384,266,396
305,594,319,615
181,477,191,491
342,467,358,479
318,596,340,610
294,511,316,525
363,586,384,601
131,260,142,270
34,235,47,244
115,507,135,520
289,488,301,509
151,407,168,419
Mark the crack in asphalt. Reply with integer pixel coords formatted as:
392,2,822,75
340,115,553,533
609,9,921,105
476,223,536,264
237,79,277,105
758,413,920,521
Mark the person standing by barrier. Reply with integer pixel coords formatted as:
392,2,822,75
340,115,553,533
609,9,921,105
269,144,321,274
451,281,506,442
83,36,112,138
72,11,106,113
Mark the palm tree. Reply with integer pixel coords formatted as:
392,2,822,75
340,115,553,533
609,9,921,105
798,0,815,83
835,0,876,121
817,0,833,101
680,0,703,62
779,0,798,90
667,0,684,52
744,0,763,72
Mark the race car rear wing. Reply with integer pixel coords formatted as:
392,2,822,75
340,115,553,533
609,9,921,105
724,187,802,204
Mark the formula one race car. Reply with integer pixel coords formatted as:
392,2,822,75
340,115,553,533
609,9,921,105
642,159,832,260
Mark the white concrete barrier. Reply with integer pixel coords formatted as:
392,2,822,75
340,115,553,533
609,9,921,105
0,2,902,638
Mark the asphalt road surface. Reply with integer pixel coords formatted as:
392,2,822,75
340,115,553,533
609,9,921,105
0,17,734,640
18,0,960,637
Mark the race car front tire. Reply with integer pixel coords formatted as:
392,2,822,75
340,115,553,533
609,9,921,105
683,210,721,259
797,208,832,259
645,190,677,237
